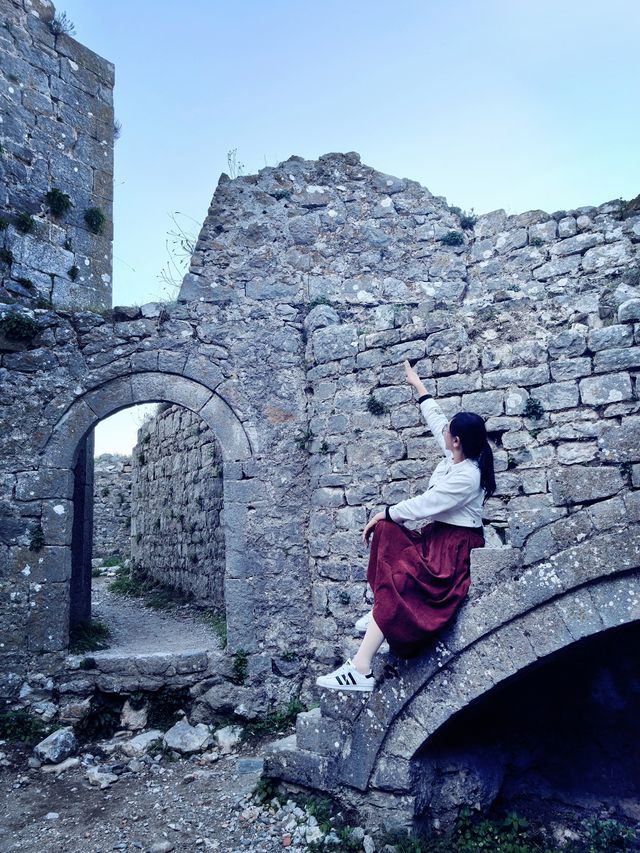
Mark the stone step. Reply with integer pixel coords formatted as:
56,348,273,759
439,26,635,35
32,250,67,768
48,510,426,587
263,738,338,791
295,707,349,757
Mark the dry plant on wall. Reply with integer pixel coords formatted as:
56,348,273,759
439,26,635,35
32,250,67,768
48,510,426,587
156,211,199,300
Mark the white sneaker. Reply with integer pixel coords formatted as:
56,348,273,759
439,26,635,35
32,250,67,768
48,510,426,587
354,610,373,634
316,659,375,692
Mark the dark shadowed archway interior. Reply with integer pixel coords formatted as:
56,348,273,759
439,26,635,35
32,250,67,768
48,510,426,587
412,621,640,829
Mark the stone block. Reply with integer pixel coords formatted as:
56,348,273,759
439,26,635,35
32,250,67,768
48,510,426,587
548,329,586,357
503,387,530,415
312,324,358,363
549,358,592,381
34,727,77,764
460,390,504,416
26,582,69,652
437,372,482,395
482,364,550,389
594,347,640,373
508,506,566,548
582,240,632,273
533,381,579,411
469,546,522,597
589,574,640,629
618,298,640,323
40,500,73,546
320,690,370,722
425,327,467,355
532,255,580,280
551,233,603,257
525,602,575,658
624,491,640,523
587,496,626,531
557,441,598,464
598,417,640,463
549,466,623,505
587,324,633,351
263,745,338,790
579,373,632,406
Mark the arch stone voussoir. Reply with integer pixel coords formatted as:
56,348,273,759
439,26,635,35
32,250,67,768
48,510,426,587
129,372,213,412
84,376,135,418
42,399,100,467
199,394,252,462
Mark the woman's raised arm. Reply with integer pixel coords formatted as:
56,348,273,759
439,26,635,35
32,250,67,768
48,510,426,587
403,360,449,455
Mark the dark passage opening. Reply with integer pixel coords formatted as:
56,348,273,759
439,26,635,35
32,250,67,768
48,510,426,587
413,620,640,829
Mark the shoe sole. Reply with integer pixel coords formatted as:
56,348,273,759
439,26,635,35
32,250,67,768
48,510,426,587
315,677,373,692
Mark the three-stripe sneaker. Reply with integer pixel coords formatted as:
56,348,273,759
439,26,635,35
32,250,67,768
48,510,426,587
315,659,375,692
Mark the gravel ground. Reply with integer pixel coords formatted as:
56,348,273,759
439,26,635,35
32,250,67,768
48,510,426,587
0,737,362,853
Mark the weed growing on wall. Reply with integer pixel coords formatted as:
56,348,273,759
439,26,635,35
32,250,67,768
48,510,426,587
0,312,39,342
380,808,637,853
232,650,249,685
440,231,465,246
84,206,106,235
49,11,75,36
366,392,390,416
45,188,73,219
523,397,544,420
28,523,45,552
16,213,35,234
202,608,227,648
242,697,305,741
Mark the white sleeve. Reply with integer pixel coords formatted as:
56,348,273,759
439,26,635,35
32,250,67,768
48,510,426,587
388,465,479,523
420,398,450,457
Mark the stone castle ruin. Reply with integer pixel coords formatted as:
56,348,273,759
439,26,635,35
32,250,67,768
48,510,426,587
1,0,639,834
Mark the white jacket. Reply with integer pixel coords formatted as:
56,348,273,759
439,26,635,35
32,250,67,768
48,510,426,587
387,398,485,528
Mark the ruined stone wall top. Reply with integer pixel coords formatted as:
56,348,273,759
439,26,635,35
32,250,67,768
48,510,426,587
0,0,114,311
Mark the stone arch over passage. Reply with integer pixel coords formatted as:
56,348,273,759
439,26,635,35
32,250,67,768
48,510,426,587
33,371,253,654
342,569,640,796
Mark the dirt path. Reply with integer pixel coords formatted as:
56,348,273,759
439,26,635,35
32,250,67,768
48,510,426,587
90,577,222,656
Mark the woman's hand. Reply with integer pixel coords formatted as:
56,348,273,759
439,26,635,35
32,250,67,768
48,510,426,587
363,511,385,547
403,359,421,390
403,359,428,398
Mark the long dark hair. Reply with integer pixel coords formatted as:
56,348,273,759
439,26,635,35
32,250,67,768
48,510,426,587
449,411,496,499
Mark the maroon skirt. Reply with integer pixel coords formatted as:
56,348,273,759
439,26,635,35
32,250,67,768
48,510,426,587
368,518,484,658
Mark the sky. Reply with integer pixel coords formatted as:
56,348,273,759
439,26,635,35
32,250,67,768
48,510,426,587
73,0,639,455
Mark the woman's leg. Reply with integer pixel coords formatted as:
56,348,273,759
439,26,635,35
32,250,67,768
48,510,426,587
352,616,385,674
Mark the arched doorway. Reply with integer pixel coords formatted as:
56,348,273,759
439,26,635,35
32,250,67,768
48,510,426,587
36,371,252,654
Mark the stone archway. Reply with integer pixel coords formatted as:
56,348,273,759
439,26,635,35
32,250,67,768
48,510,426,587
366,569,640,797
27,371,253,655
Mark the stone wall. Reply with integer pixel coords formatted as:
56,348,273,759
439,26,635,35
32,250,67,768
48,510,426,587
0,0,114,310
1,150,639,757
182,152,640,670
131,405,225,607
92,453,131,560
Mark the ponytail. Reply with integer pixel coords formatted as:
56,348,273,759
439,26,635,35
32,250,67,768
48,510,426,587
449,411,496,501
477,441,496,499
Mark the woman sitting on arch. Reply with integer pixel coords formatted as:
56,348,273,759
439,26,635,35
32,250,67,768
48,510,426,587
316,359,496,692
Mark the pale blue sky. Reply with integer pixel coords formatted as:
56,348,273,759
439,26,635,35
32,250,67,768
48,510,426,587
72,0,638,454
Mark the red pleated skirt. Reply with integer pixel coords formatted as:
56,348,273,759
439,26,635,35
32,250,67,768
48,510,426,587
368,518,484,658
